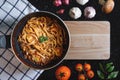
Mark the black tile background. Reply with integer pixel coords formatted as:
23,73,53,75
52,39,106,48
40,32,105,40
28,0,120,79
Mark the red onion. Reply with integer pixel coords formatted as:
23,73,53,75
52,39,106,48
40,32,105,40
84,6,96,19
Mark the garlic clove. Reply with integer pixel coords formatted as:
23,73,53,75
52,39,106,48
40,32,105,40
56,9,65,14
53,0,62,7
76,0,89,5
62,0,70,5
69,7,82,19
84,6,96,19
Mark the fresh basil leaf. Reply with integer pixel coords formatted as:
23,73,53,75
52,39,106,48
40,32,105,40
107,71,119,79
44,37,48,41
106,62,113,70
39,36,48,43
97,70,105,79
86,79,88,80
99,63,105,73
39,36,44,43
107,65,115,72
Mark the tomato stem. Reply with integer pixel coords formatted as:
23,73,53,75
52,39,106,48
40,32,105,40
59,72,65,78
82,64,89,80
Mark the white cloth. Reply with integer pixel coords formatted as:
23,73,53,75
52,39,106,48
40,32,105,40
0,0,44,80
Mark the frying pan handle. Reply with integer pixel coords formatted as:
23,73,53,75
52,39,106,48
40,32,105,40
0,35,11,48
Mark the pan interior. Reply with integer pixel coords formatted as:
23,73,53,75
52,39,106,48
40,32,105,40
11,12,70,69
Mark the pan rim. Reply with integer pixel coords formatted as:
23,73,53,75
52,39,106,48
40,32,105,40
11,11,71,70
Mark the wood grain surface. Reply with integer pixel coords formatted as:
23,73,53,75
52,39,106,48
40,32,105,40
64,21,110,60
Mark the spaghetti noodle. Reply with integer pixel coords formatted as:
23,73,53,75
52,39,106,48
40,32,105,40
18,16,65,66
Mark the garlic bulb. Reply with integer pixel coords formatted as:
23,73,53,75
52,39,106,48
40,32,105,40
76,0,89,5
69,7,82,19
84,7,96,19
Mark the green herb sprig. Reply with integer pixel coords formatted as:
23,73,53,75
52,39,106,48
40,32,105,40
97,62,119,80
39,36,48,43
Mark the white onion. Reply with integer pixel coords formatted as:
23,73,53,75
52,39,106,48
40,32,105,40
69,7,82,19
76,0,89,5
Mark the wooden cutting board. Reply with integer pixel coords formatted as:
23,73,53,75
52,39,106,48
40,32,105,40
64,21,110,60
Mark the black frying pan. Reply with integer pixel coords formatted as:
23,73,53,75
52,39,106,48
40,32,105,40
0,11,70,70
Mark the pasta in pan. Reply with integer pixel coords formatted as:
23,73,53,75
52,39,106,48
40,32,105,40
18,16,66,66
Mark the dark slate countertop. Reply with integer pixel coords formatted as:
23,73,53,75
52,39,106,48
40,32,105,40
28,0,120,79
